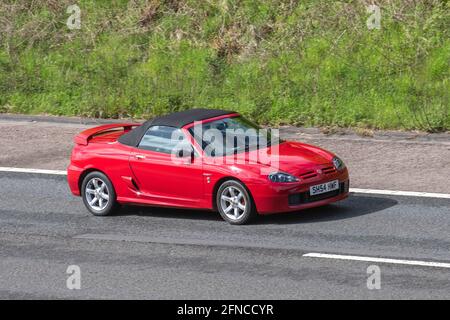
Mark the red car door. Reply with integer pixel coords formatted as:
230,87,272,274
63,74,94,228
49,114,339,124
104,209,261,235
128,125,204,208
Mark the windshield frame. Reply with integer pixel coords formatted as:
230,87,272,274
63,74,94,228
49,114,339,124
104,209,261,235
186,114,280,158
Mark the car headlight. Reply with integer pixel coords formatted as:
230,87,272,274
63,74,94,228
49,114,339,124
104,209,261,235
332,156,346,171
268,172,299,183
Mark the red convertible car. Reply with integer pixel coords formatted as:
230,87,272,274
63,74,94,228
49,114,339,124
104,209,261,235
68,109,349,224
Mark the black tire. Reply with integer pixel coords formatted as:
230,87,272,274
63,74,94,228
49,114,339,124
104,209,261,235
216,180,256,225
81,171,119,216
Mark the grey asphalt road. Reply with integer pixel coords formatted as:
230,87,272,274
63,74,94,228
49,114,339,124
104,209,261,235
0,172,449,299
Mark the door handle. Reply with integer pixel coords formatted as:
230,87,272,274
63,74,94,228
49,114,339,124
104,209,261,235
135,154,145,160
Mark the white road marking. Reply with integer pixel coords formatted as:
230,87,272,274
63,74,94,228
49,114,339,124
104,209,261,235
303,253,450,269
350,188,450,199
0,167,67,175
0,166,449,199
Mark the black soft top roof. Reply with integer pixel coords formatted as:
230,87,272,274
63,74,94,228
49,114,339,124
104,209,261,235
118,108,236,147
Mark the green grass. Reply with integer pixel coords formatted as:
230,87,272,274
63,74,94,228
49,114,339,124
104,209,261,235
0,0,449,131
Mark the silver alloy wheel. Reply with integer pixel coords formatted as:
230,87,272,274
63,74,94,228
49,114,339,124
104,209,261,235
85,177,110,211
220,186,247,221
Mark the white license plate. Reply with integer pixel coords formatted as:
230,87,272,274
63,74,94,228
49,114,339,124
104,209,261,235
310,180,339,196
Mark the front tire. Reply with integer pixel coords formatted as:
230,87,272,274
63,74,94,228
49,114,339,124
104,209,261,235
81,171,118,216
216,180,256,225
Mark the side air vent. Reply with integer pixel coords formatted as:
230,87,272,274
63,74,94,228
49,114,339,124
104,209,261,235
322,166,337,175
298,170,318,180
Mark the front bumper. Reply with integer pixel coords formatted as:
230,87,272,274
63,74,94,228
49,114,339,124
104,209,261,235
248,170,349,214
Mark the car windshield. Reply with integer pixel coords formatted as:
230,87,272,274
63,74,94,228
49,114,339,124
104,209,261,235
188,116,278,157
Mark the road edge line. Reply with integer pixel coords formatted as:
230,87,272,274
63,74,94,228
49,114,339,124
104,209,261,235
350,187,450,199
303,253,450,269
0,167,67,175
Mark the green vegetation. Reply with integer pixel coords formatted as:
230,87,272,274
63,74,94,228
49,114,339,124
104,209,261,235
0,0,449,131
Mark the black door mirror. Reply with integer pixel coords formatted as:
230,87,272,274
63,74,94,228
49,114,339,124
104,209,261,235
175,145,194,162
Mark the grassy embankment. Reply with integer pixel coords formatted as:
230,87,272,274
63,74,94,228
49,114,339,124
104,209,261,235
0,0,449,131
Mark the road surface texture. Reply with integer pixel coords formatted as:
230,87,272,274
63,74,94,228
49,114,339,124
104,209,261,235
0,115,449,299
0,172,449,299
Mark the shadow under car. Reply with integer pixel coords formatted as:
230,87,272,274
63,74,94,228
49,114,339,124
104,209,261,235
113,194,398,225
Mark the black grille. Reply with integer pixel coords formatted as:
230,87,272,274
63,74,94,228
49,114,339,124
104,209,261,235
288,181,349,206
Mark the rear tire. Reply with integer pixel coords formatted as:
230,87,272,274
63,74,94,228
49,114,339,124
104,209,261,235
81,171,118,216
216,180,256,225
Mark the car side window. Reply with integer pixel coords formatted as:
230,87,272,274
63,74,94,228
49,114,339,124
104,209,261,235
138,126,184,154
